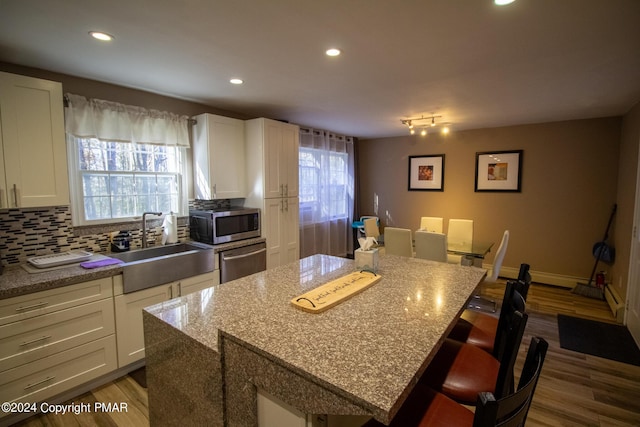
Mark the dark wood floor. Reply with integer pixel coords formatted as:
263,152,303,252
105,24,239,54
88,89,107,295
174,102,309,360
10,281,640,426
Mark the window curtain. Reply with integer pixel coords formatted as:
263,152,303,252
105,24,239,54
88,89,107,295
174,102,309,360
299,127,355,258
64,93,190,147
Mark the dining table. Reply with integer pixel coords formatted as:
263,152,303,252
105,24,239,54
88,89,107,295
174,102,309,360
447,240,494,267
143,253,487,426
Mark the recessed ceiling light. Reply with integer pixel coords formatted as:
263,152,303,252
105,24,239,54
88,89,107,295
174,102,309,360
230,78,244,85
494,0,516,5
89,31,114,41
326,48,341,57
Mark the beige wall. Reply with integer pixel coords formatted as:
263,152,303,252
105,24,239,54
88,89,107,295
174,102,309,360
613,102,640,301
358,118,622,286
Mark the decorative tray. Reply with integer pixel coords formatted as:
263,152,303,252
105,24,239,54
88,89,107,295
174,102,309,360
27,250,94,269
291,270,381,313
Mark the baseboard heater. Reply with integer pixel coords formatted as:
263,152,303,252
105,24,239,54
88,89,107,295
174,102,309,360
604,285,624,323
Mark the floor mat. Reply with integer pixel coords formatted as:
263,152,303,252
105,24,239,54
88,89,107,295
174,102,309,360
557,314,640,366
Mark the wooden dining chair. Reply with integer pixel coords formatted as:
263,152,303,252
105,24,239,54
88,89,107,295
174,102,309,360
420,282,528,405
361,336,549,427
449,264,531,353
414,231,448,262
384,227,413,257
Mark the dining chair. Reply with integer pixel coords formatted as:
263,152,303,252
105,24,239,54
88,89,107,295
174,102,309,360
383,227,413,257
414,231,447,262
447,219,474,264
363,217,380,242
355,215,378,237
420,282,528,405
361,336,549,427
470,230,510,312
419,216,443,233
448,265,531,354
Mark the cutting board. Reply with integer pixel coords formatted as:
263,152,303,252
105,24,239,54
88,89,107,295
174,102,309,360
291,270,381,313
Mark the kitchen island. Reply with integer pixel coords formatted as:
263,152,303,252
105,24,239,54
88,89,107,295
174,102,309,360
143,254,486,426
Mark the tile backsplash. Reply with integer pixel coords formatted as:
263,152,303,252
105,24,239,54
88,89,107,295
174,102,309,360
0,200,230,266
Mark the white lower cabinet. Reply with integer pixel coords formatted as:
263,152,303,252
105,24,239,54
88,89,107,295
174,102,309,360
0,298,115,372
114,271,218,367
0,278,117,418
0,336,117,407
257,390,368,427
114,284,173,367
257,389,307,427
0,270,219,419
264,197,300,269
177,271,219,296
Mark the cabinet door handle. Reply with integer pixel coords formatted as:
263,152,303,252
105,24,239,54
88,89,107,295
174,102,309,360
20,335,52,347
178,282,182,296
169,285,174,299
284,199,289,212
24,376,55,390
15,302,49,312
284,184,288,197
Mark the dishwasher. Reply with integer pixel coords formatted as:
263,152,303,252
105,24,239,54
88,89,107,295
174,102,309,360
219,242,267,283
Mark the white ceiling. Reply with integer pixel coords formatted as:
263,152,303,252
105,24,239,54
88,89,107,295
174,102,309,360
1,0,639,139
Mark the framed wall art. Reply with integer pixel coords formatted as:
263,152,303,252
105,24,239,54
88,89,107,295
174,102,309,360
408,154,445,191
475,150,523,192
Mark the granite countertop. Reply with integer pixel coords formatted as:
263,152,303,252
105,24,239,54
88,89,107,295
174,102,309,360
0,261,124,300
0,238,265,300
144,254,487,421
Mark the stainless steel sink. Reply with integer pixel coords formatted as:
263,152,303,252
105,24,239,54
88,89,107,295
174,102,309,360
110,242,215,293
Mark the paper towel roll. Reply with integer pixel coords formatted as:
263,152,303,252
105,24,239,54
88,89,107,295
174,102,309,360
162,213,178,245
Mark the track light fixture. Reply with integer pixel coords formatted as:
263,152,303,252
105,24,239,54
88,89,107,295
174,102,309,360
401,115,450,136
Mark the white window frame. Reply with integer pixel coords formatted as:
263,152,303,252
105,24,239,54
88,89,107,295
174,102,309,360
67,136,188,226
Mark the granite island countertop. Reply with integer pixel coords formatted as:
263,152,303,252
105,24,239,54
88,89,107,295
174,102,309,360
143,254,487,425
0,237,265,300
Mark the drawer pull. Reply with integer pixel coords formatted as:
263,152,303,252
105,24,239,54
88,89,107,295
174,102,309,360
20,335,52,347
24,376,55,390
15,302,49,312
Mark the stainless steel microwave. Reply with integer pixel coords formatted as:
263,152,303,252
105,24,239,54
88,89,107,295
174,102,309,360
189,207,261,245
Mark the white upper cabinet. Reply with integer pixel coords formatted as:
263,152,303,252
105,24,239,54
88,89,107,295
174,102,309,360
192,113,246,200
245,117,299,200
0,72,69,208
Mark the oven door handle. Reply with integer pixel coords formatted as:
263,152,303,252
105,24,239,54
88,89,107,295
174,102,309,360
222,248,267,261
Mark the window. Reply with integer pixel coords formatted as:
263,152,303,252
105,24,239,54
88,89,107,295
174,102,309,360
68,137,187,225
299,146,349,224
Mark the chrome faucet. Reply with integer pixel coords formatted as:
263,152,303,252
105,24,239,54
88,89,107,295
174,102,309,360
142,212,162,248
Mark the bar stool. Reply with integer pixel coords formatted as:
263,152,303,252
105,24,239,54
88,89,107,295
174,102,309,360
362,336,549,427
448,264,531,353
420,282,528,405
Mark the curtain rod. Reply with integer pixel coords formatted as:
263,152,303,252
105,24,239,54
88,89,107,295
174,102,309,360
63,94,197,125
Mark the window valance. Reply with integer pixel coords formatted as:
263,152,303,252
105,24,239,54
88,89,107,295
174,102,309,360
64,93,190,147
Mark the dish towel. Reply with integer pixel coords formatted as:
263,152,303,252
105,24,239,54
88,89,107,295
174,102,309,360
80,258,124,269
